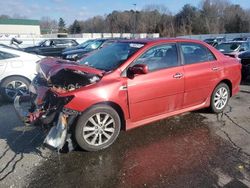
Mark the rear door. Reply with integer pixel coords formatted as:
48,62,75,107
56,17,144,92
0,50,18,76
127,43,184,122
179,42,218,108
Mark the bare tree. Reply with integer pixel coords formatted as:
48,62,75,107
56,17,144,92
40,17,58,34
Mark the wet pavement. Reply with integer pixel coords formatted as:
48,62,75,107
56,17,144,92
0,83,250,188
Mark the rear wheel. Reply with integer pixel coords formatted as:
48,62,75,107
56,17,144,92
75,105,121,151
1,76,30,102
210,83,230,113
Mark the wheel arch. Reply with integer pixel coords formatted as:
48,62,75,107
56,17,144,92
217,79,232,97
0,75,31,85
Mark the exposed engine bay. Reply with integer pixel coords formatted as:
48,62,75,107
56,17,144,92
15,66,102,151
36,68,100,92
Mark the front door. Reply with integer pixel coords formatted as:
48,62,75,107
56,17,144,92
126,43,184,122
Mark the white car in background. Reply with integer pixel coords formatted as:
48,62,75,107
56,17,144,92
0,45,43,101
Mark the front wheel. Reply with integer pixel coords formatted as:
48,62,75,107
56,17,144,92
210,83,230,113
75,105,121,151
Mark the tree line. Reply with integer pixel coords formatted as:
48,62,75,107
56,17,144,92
25,0,250,36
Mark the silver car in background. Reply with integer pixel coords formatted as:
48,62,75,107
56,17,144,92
0,45,43,101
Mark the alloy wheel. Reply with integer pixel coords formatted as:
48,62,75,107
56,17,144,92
82,113,115,146
5,80,28,100
213,87,229,110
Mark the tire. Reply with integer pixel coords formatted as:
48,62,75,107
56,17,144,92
75,104,121,151
210,83,230,113
242,72,248,81
0,76,30,102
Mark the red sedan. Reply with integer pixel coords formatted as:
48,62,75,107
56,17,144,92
15,38,241,151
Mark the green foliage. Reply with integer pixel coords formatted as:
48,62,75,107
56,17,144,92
58,17,66,33
69,20,81,34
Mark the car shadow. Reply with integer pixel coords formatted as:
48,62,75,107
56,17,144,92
0,94,7,107
26,113,250,188
0,104,47,181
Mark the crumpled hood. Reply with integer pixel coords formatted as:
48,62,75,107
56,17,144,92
38,57,104,80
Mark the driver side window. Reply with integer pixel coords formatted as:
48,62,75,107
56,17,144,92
43,40,51,47
133,44,179,72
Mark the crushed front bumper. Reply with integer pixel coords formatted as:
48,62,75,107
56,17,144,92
44,112,68,149
14,95,77,150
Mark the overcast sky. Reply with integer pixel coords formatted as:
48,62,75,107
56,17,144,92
0,0,249,24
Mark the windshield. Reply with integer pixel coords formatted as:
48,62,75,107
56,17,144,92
38,40,46,46
84,40,104,51
78,40,93,48
216,43,241,52
204,39,215,42
79,42,144,71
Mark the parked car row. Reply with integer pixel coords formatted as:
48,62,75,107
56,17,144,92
62,38,124,61
22,38,127,61
203,37,226,47
204,36,250,47
215,41,250,59
23,39,79,57
204,37,250,80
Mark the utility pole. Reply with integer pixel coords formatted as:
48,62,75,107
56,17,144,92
133,3,137,38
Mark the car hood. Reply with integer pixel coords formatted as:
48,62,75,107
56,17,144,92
62,48,91,55
63,46,83,52
238,51,250,59
37,57,104,80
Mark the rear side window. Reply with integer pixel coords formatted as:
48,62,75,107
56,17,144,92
180,43,216,65
53,40,77,47
0,50,18,60
133,44,179,72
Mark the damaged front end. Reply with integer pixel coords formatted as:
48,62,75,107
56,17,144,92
14,60,102,150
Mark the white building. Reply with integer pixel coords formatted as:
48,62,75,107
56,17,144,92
0,19,41,38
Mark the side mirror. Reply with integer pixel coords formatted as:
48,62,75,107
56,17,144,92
127,64,148,78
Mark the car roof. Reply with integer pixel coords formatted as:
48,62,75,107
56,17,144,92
220,41,247,44
119,38,205,45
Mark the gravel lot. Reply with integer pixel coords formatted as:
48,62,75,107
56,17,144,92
0,82,249,188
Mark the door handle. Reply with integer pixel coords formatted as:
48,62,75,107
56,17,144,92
212,67,219,71
173,73,183,79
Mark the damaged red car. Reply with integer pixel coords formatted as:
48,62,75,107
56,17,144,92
14,38,241,151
